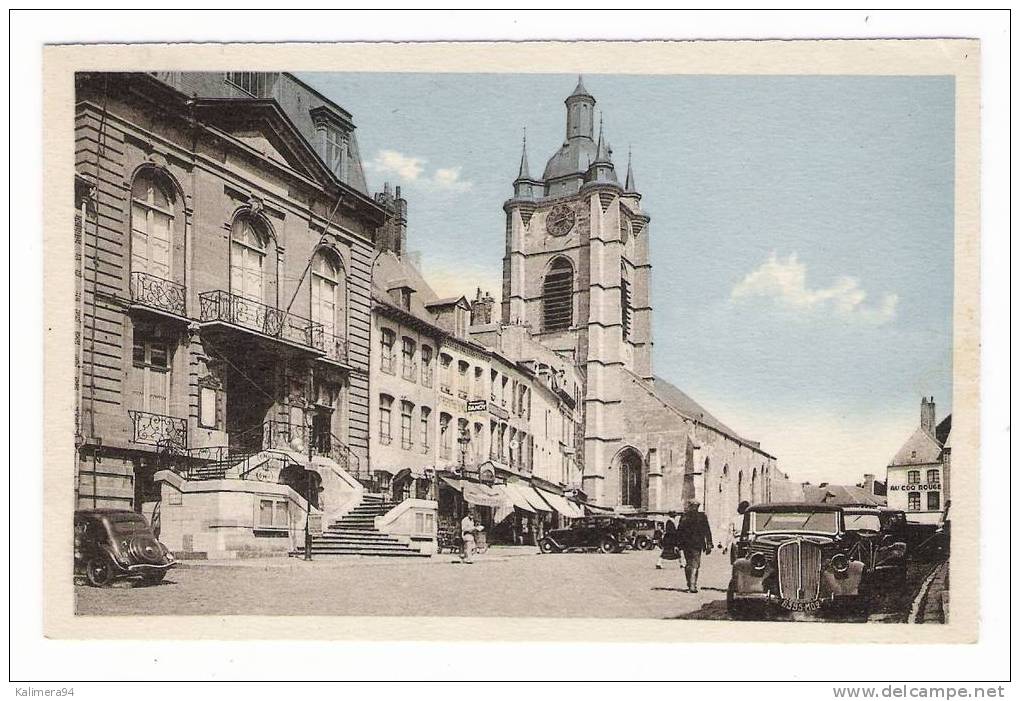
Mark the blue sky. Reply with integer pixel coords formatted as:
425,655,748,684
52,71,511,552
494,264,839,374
298,72,955,485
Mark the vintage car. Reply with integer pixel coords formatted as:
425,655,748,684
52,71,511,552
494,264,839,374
74,509,176,587
538,516,629,554
842,505,909,587
727,503,875,616
622,517,660,550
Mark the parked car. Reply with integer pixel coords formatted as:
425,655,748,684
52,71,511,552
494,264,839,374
841,505,908,588
74,509,176,587
622,517,660,550
539,517,629,554
727,503,871,617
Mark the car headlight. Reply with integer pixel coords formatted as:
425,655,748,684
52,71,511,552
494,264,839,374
750,552,768,573
830,553,850,573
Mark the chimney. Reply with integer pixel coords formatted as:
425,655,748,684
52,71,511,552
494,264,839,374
373,182,408,257
470,287,495,326
863,473,875,495
920,396,936,436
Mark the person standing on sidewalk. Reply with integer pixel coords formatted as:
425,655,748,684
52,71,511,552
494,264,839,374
655,510,682,570
723,500,750,556
676,500,713,592
460,511,481,564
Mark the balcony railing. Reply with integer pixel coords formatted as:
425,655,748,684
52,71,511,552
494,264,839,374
129,410,187,449
130,272,186,317
259,420,361,476
199,290,322,350
316,332,350,365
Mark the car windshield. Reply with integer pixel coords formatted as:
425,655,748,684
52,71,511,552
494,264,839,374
844,513,882,531
752,510,839,534
110,514,151,535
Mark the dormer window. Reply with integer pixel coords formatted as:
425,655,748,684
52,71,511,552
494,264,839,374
323,123,348,179
225,72,267,97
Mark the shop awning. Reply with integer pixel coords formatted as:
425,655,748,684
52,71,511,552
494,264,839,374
537,489,585,519
512,483,553,513
584,502,615,516
462,481,508,508
439,476,464,491
498,483,536,513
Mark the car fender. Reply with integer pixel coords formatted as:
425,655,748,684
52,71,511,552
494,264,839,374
822,560,865,597
731,557,768,594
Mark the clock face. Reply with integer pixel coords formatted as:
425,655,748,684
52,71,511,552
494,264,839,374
545,204,576,237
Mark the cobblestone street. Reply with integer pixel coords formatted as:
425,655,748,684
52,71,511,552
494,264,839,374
75,548,734,619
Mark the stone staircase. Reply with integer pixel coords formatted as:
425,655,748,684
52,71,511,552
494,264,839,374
292,493,431,558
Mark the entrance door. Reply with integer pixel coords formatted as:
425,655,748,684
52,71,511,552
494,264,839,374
312,409,332,456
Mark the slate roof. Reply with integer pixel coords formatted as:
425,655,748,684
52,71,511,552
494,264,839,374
372,251,441,325
888,425,945,467
651,375,745,442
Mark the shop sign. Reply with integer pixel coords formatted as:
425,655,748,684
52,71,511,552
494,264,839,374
889,484,941,491
307,512,324,537
488,402,509,420
467,399,487,412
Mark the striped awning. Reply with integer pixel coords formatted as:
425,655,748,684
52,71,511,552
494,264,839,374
537,489,585,519
512,483,553,513
498,483,536,513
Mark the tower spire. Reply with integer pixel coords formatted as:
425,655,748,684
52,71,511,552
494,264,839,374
517,127,531,179
594,116,611,163
625,145,636,192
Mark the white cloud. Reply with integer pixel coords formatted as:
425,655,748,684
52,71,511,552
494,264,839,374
731,252,898,324
366,149,425,182
366,150,472,192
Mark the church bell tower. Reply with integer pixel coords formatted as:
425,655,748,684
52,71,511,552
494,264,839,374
501,76,653,506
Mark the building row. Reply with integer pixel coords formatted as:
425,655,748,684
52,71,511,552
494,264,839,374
73,71,795,558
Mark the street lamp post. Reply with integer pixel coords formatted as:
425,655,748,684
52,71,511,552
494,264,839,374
304,366,314,562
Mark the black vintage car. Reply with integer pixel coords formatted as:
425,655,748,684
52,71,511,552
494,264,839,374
538,516,629,554
842,505,908,587
74,509,176,587
728,503,873,616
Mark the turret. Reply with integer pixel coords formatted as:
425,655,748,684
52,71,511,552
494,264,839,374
565,75,596,141
585,117,617,184
512,129,541,200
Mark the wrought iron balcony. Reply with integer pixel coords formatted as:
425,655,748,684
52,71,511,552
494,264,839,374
130,272,187,318
258,420,362,476
316,331,350,365
199,290,323,351
129,410,187,449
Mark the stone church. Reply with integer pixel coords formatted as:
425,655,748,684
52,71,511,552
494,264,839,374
500,77,799,539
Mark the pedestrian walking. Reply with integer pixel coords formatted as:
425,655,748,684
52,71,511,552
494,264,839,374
460,511,481,564
723,500,750,555
675,500,713,592
655,510,683,569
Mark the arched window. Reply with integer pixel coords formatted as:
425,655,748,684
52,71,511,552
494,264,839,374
751,468,759,505
620,449,643,508
130,172,174,280
439,413,452,459
738,471,745,503
378,394,393,445
419,406,431,452
542,257,573,332
311,250,346,341
400,400,414,450
230,216,268,302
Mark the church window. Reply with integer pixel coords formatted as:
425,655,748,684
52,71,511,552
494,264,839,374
621,262,632,340
542,257,573,332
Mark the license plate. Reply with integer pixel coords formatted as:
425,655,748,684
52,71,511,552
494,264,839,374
779,598,823,612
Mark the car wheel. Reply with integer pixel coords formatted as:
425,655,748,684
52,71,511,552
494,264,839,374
636,536,652,551
143,571,166,586
599,537,616,554
539,538,558,554
86,555,115,587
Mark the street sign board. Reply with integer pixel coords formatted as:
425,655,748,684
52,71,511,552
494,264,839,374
466,399,487,412
307,512,323,537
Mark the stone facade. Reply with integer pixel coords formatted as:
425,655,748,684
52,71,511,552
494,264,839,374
499,77,797,535
74,72,386,556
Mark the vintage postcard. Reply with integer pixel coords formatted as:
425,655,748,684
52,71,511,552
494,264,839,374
42,39,979,643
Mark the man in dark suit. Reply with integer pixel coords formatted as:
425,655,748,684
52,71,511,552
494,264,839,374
675,500,713,592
